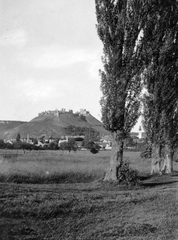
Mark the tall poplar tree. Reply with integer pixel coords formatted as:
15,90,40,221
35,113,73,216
95,0,147,180
142,0,178,174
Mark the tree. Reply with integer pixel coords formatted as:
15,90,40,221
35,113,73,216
20,142,34,152
67,138,78,152
95,0,146,180
5,142,14,149
16,133,21,142
142,0,178,174
48,142,59,150
84,141,100,154
59,139,78,152
83,128,100,145
0,139,5,149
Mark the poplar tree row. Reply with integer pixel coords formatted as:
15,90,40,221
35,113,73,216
95,0,178,180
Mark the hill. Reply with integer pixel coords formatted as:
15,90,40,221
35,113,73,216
0,121,27,140
0,110,109,140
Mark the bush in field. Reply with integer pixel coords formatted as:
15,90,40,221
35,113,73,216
59,142,68,151
20,142,32,150
0,139,5,149
84,141,100,154
34,145,43,150
48,142,59,150
140,145,152,159
4,142,14,149
68,138,78,152
125,136,136,148
13,141,22,149
59,139,78,152
90,147,99,154
118,162,140,186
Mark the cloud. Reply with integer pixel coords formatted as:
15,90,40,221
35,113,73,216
34,49,87,68
15,78,54,103
17,45,102,70
14,77,78,104
87,56,102,79
0,29,27,47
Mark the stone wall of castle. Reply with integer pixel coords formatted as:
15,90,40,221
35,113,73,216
38,108,89,117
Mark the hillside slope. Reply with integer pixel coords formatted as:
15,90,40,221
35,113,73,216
0,121,27,140
0,112,109,140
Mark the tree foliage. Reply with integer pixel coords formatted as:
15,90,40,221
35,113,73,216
59,138,78,152
141,0,178,173
83,141,100,154
96,0,147,135
95,0,148,180
16,133,21,142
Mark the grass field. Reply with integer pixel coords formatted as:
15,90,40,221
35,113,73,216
0,150,151,182
0,150,178,239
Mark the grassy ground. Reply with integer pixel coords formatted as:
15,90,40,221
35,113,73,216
0,150,178,239
0,150,151,182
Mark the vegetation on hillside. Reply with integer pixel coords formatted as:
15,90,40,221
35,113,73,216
0,111,107,140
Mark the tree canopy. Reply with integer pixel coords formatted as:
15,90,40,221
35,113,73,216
96,0,178,179
141,0,178,174
95,0,148,180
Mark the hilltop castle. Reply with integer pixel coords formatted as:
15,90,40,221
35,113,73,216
38,108,90,117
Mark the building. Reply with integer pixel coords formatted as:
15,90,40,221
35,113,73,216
131,115,146,139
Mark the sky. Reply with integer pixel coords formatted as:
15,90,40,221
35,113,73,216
0,0,104,121
0,0,142,131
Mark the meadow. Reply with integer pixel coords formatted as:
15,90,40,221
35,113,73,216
0,149,178,239
0,149,151,182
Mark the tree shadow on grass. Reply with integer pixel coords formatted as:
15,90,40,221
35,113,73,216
140,172,178,187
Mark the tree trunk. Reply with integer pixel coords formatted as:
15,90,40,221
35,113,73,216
104,131,124,181
161,144,173,174
151,143,162,174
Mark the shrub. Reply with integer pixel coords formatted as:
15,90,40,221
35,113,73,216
140,145,152,158
90,147,99,154
59,139,78,152
48,142,59,150
0,139,5,149
13,141,22,149
21,142,34,151
118,162,140,186
84,141,100,154
80,115,86,121
5,142,14,149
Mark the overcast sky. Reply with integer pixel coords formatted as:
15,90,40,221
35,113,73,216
0,0,142,132
0,0,104,121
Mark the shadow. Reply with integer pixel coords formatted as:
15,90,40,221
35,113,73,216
141,180,178,187
171,171,178,176
140,173,178,187
139,175,152,181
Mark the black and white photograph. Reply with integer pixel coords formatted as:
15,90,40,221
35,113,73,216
0,0,178,239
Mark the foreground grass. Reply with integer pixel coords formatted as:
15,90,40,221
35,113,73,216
1,181,178,240
1,150,178,239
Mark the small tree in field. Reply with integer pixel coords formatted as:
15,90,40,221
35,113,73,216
95,0,147,181
60,139,78,152
16,133,21,142
84,141,100,154
0,139,5,149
